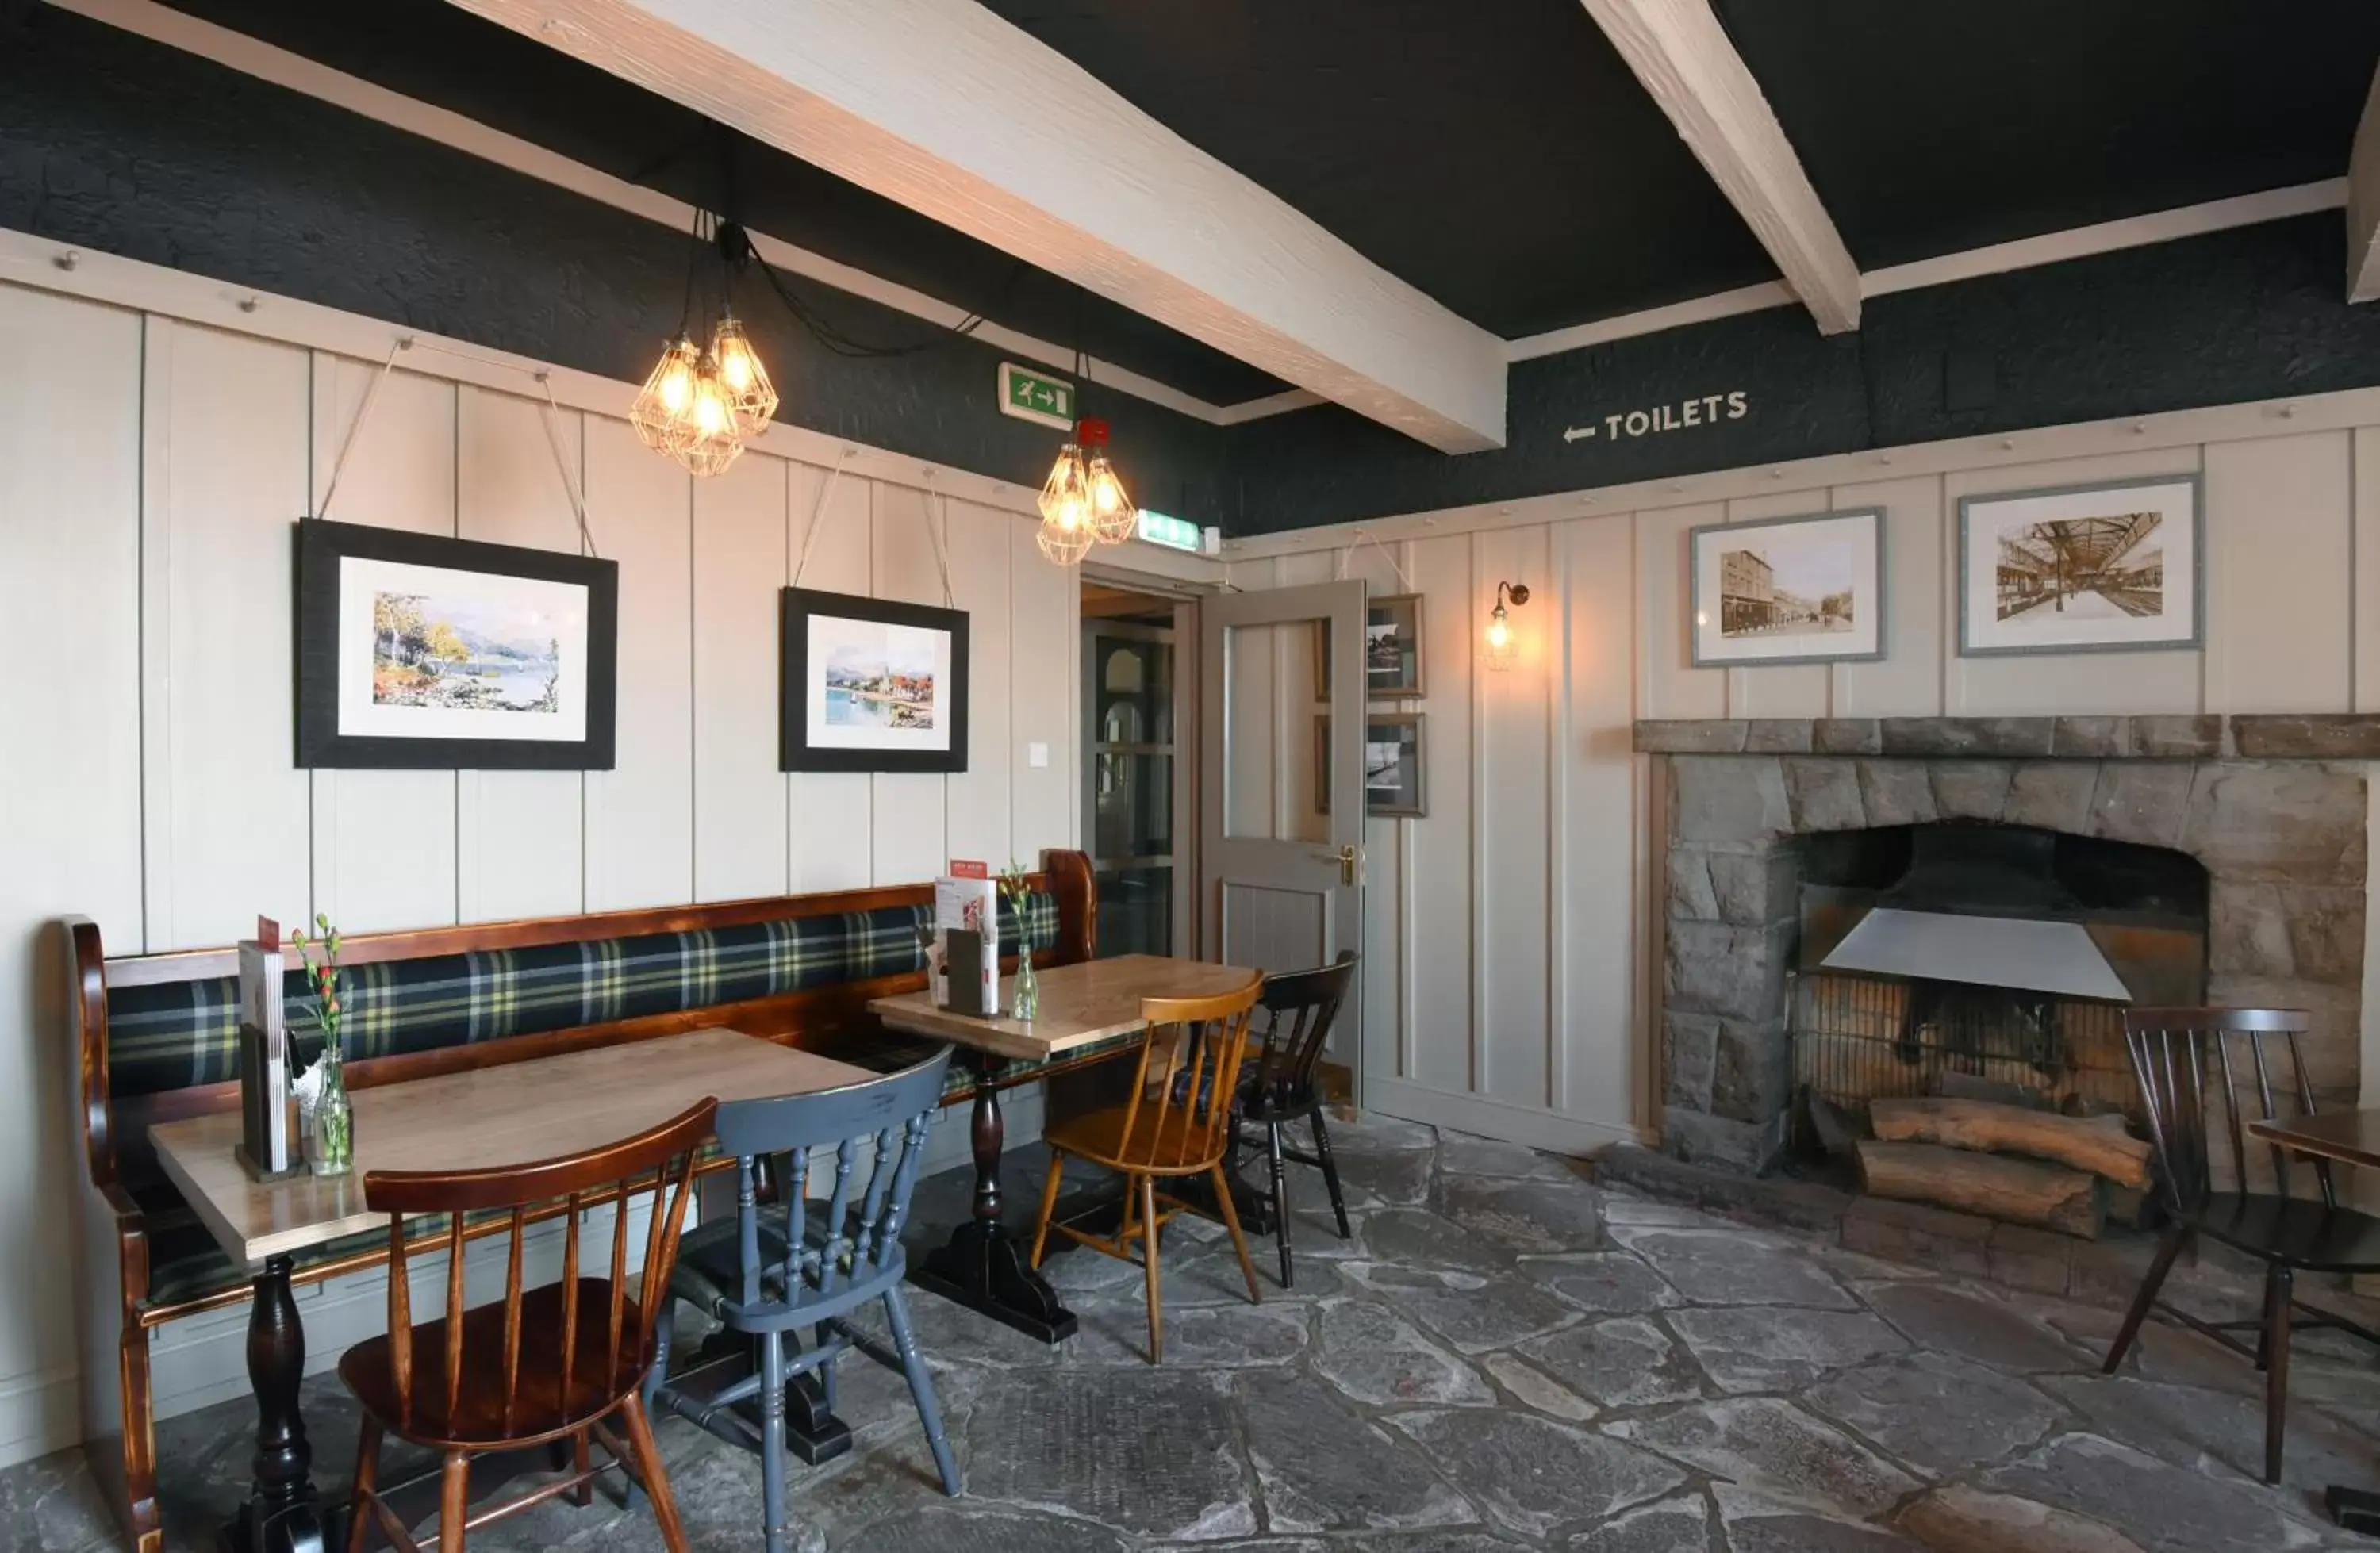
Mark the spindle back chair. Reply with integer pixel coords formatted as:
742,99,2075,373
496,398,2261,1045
1231,953,1359,1286
1029,972,1266,1361
340,1099,716,1553
645,1050,958,1553
2104,1008,2380,1486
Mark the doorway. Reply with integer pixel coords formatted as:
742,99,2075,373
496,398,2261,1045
1081,581,1193,957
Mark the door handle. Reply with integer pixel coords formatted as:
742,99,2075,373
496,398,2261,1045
1319,844,1358,886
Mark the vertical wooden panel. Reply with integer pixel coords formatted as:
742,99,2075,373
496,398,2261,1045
1274,552,1333,844
1557,513,1640,1128
692,451,789,900
1010,520,1077,857
869,482,950,884
1407,531,1473,1092
1338,540,1409,1076
308,359,459,932
1223,615,1280,840
143,320,314,949
455,387,585,920
1722,488,1833,718
2356,429,2380,714
582,416,693,911
2204,431,2352,713
1943,447,2205,715
1634,503,1728,719
942,499,1014,867
0,288,143,1395
786,462,875,892
1829,474,1946,716
1474,525,1550,1109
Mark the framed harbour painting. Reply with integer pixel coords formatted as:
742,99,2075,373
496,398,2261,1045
1957,474,2202,657
294,519,617,769
780,587,970,773
1688,508,1883,667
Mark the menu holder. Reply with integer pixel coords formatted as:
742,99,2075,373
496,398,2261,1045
235,916,305,1182
941,927,998,1018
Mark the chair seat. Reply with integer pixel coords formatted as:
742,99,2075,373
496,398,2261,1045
2193,1193,2380,1272
1046,1102,1228,1177
340,1278,650,1450
1237,1070,1325,1125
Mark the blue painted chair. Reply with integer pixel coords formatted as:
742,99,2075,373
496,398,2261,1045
643,1047,960,1551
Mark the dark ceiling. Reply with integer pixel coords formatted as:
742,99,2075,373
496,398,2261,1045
1714,0,2380,269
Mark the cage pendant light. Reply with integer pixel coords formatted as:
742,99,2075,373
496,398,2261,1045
1080,417,1135,545
678,355,747,477
708,309,777,438
630,336,706,454
1036,433,1096,566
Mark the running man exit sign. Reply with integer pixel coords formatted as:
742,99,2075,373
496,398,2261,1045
999,362,1075,431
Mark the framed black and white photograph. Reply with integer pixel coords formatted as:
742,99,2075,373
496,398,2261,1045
781,587,970,773
294,519,617,769
1957,475,2202,657
1315,711,1426,819
1689,508,1883,667
1316,592,1426,700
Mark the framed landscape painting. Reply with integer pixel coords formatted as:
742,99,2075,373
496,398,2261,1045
1314,711,1427,819
1688,508,1883,667
294,519,617,769
781,587,970,773
1957,475,2202,656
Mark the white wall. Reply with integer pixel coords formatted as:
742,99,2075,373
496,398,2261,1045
0,278,1087,1463
1229,393,2380,1162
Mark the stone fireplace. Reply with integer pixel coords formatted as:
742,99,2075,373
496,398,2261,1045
1637,715,2372,1175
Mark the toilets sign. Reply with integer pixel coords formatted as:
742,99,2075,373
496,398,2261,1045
1561,390,1749,446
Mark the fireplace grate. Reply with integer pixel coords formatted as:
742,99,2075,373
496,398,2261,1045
1789,969,2141,1151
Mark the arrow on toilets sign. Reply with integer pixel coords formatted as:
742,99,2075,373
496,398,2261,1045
1562,390,1750,447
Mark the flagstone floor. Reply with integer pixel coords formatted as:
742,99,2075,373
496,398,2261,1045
14,1114,2380,1551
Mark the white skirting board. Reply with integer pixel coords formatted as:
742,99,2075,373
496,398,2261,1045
1363,1076,1642,1160
142,1087,1042,1428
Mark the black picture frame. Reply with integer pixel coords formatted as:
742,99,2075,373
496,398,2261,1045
294,519,618,770
780,587,972,773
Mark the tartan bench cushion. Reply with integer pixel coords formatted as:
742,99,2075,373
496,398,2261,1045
106,894,1058,1100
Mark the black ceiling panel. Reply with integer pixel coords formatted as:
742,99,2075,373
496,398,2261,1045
1716,0,2380,269
152,0,1290,406
973,0,1780,338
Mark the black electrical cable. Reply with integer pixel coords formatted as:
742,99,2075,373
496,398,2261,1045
715,219,1027,361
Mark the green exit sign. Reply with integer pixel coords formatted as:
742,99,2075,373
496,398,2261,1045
1134,509,1209,554
999,362,1075,431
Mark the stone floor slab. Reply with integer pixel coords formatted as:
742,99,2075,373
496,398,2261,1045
1389,1409,1686,1540
1438,1176,1607,1253
1715,1486,1921,1551
1482,1352,1599,1423
1565,1494,1712,1552
1979,1433,2329,1553
1439,1129,1577,1181
1610,1226,1856,1310
1665,1306,1907,1394
1235,1369,1476,1535
964,1369,1256,1540
1518,1252,1683,1316
1341,1261,1584,1354
1311,1298,1495,1408
1895,1483,2150,1553
1863,1283,2094,1375
1806,1353,2063,1478
1606,1398,1920,1521
1518,1317,1706,1409
1357,1207,1526,1272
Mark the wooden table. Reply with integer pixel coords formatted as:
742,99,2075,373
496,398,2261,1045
2247,1109,2380,1534
150,1027,869,1553
869,954,1256,1342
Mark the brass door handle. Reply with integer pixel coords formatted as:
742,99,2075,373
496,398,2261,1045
1320,844,1357,886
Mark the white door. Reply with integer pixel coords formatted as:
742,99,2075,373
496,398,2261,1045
1199,581,1366,1081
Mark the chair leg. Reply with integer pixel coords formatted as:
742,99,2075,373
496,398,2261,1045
816,1325,838,1416
345,1417,381,1553
1209,1160,1263,1306
1265,1122,1294,1290
625,1301,674,1513
758,1329,789,1553
620,1391,689,1553
1309,1108,1352,1239
2101,1224,2190,1375
1029,1148,1066,1270
2264,1263,2294,1486
1140,1174,1165,1363
437,1449,470,1553
884,1286,962,1496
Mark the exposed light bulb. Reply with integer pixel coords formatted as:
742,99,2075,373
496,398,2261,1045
631,336,706,454
674,355,747,478
1037,442,1096,565
1486,606,1511,654
708,311,777,438
1484,581,1529,671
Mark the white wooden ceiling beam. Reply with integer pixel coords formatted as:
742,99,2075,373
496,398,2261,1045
2347,64,2380,303
441,0,1507,452
1577,0,1861,335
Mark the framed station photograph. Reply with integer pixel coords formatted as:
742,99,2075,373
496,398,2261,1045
780,587,970,773
1688,508,1884,667
1956,474,2202,657
1315,711,1427,819
1315,592,1426,700
294,519,617,769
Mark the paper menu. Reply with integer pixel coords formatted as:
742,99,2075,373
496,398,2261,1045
933,872,999,1010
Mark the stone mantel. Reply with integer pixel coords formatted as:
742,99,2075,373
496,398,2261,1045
1634,714,2380,761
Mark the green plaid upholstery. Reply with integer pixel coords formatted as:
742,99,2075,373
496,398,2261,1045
106,894,1059,1099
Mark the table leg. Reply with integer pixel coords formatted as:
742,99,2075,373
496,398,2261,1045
911,1049,1077,1344
221,1255,331,1553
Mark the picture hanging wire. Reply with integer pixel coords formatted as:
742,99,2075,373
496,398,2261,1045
789,453,854,588
1334,527,1414,592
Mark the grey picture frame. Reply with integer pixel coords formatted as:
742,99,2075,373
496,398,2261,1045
1955,473,2205,658
1315,711,1427,819
1316,592,1426,700
1687,507,1886,668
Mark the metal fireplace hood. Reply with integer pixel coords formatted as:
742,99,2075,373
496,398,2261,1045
1818,907,2133,1001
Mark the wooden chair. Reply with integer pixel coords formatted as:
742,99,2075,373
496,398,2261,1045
1229,952,1359,1288
339,1099,716,1552
1028,972,1267,1360
2103,1007,2380,1484
644,1049,958,1553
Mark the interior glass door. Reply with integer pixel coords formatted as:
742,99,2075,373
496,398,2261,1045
1084,619,1177,956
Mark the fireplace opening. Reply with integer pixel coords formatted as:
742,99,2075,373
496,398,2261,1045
1788,822,2209,1163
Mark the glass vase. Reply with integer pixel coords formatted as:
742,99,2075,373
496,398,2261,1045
308,1045,354,1176
1012,954,1039,1021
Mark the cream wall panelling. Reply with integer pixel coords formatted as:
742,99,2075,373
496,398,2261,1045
869,483,953,888
787,464,876,892
693,452,794,902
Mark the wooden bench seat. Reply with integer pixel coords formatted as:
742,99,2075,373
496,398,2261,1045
63,850,1097,1553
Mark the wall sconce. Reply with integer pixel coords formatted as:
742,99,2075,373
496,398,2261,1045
1484,581,1529,671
